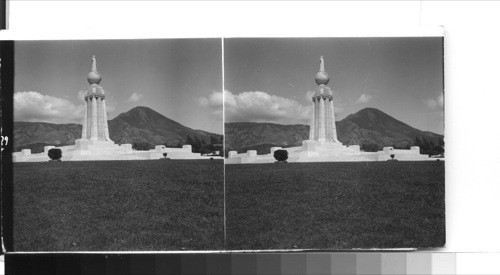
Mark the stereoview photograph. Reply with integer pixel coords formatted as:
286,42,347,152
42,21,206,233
11,39,224,251
224,37,445,249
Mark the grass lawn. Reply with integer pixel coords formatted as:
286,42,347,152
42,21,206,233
13,159,224,251
226,161,445,250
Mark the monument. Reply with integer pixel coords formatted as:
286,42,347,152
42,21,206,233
13,56,206,162
226,56,431,164
309,56,340,145
82,56,112,143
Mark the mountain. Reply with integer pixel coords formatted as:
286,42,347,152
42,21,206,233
13,122,82,153
225,108,443,154
337,108,443,148
14,106,222,153
108,106,219,146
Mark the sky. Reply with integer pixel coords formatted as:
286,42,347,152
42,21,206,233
222,37,444,134
14,39,223,134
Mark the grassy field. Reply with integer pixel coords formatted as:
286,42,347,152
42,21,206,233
13,159,224,251
226,161,445,250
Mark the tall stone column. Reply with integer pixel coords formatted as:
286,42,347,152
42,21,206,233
91,96,98,140
102,99,110,140
97,98,103,140
82,98,88,139
318,97,326,142
309,98,315,140
87,99,92,139
314,98,320,140
310,56,341,145
330,99,338,142
81,55,113,143
325,98,332,142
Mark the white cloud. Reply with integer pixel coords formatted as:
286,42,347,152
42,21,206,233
197,90,224,117
14,91,85,123
424,94,444,109
127,92,144,103
224,90,311,124
305,90,315,102
197,90,223,108
197,90,347,124
355,93,373,104
77,90,87,101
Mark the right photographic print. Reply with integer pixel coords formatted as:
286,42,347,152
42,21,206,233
224,37,445,250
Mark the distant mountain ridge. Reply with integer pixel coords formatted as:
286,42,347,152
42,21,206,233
14,106,222,153
225,108,443,154
15,107,443,155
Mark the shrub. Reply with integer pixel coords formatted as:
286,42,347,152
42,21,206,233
133,142,153,151
361,143,382,152
274,149,288,162
48,148,62,161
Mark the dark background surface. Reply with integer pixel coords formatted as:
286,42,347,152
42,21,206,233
1,40,14,252
0,0,6,30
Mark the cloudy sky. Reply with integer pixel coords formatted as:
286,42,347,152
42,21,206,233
221,37,444,134
14,39,223,134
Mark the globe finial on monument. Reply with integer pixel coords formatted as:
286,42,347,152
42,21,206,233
87,55,102,85
315,56,329,85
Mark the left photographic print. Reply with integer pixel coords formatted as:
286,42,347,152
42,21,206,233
9,39,224,251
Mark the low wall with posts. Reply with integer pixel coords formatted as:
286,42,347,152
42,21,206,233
226,145,432,164
378,146,429,161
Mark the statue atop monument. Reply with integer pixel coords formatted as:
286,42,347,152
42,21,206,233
315,56,329,85
87,55,102,85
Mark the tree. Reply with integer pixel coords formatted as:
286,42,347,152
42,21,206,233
438,137,445,147
186,135,194,146
210,136,218,145
273,149,288,162
48,148,62,161
414,136,422,147
361,143,381,152
422,137,431,151
133,142,152,151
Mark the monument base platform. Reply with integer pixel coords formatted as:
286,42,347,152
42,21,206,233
225,140,431,164
12,142,206,162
